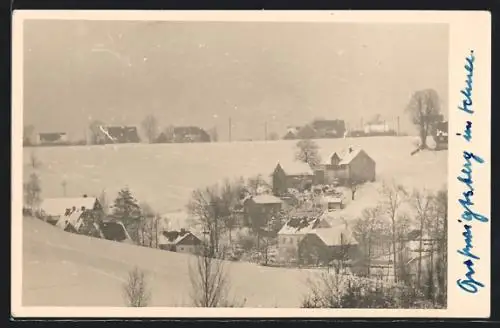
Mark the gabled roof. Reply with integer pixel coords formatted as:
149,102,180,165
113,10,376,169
309,227,358,246
40,197,98,217
159,230,200,246
250,194,283,205
278,217,330,235
275,160,314,176
324,146,369,166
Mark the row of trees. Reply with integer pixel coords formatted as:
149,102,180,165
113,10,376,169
350,183,447,305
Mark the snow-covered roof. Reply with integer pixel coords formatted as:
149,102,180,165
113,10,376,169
40,197,98,217
276,160,314,176
321,196,343,204
309,227,358,246
251,194,283,204
55,208,85,231
323,146,367,166
278,217,329,235
158,230,199,246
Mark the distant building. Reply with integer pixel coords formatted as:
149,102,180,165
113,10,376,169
96,126,141,144
156,126,211,143
315,146,376,185
271,161,315,195
433,121,448,149
158,229,202,254
37,132,69,145
296,125,317,139
363,121,391,135
311,119,346,139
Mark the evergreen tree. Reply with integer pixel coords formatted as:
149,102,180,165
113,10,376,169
113,187,142,242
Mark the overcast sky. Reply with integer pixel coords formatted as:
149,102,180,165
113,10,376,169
23,20,449,141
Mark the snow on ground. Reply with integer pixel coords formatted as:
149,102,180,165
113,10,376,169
22,217,319,307
23,137,447,223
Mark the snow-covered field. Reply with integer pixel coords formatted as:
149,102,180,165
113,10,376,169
22,216,318,307
20,138,447,307
23,136,447,217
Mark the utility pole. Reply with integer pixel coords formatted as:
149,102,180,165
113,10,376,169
62,180,67,197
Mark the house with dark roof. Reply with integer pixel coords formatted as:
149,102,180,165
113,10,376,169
311,119,346,139
315,146,376,185
37,132,69,146
158,229,202,254
243,194,283,231
100,217,134,243
271,161,315,196
96,126,141,144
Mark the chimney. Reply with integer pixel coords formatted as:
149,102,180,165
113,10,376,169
348,147,353,153
180,228,187,235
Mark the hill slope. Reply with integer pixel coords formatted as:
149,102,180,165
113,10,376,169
23,217,315,307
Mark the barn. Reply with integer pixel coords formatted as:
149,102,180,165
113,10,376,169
271,161,314,196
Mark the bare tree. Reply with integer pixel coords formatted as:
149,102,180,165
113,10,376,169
349,179,362,201
187,179,245,254
29,150,42,170
139,202,160,248
24,172,42,212
295,139,321,167
411,189,434,288
405,89,441,151
246,174,270,195
432,188,447,306
89,119,105,145
23,124,35,146
122,266,151,307
141,114,159,143
188,245,245,307
98,189,108,215
209,126,219,142
380,181,408,282
186,186,224,256
353,206,385,276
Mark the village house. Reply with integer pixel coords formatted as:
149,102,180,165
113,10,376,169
311,119,346,139
156,126,211,143
319,195,345,211
298,225,361,267
433,121,448,150
271,161,315,196
37,132,69,146
243,194,283,230
277,215,331,264
314,146,376,186
100,216,134,243
158,229,202,254
39,195,104,233
96,126,141,144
